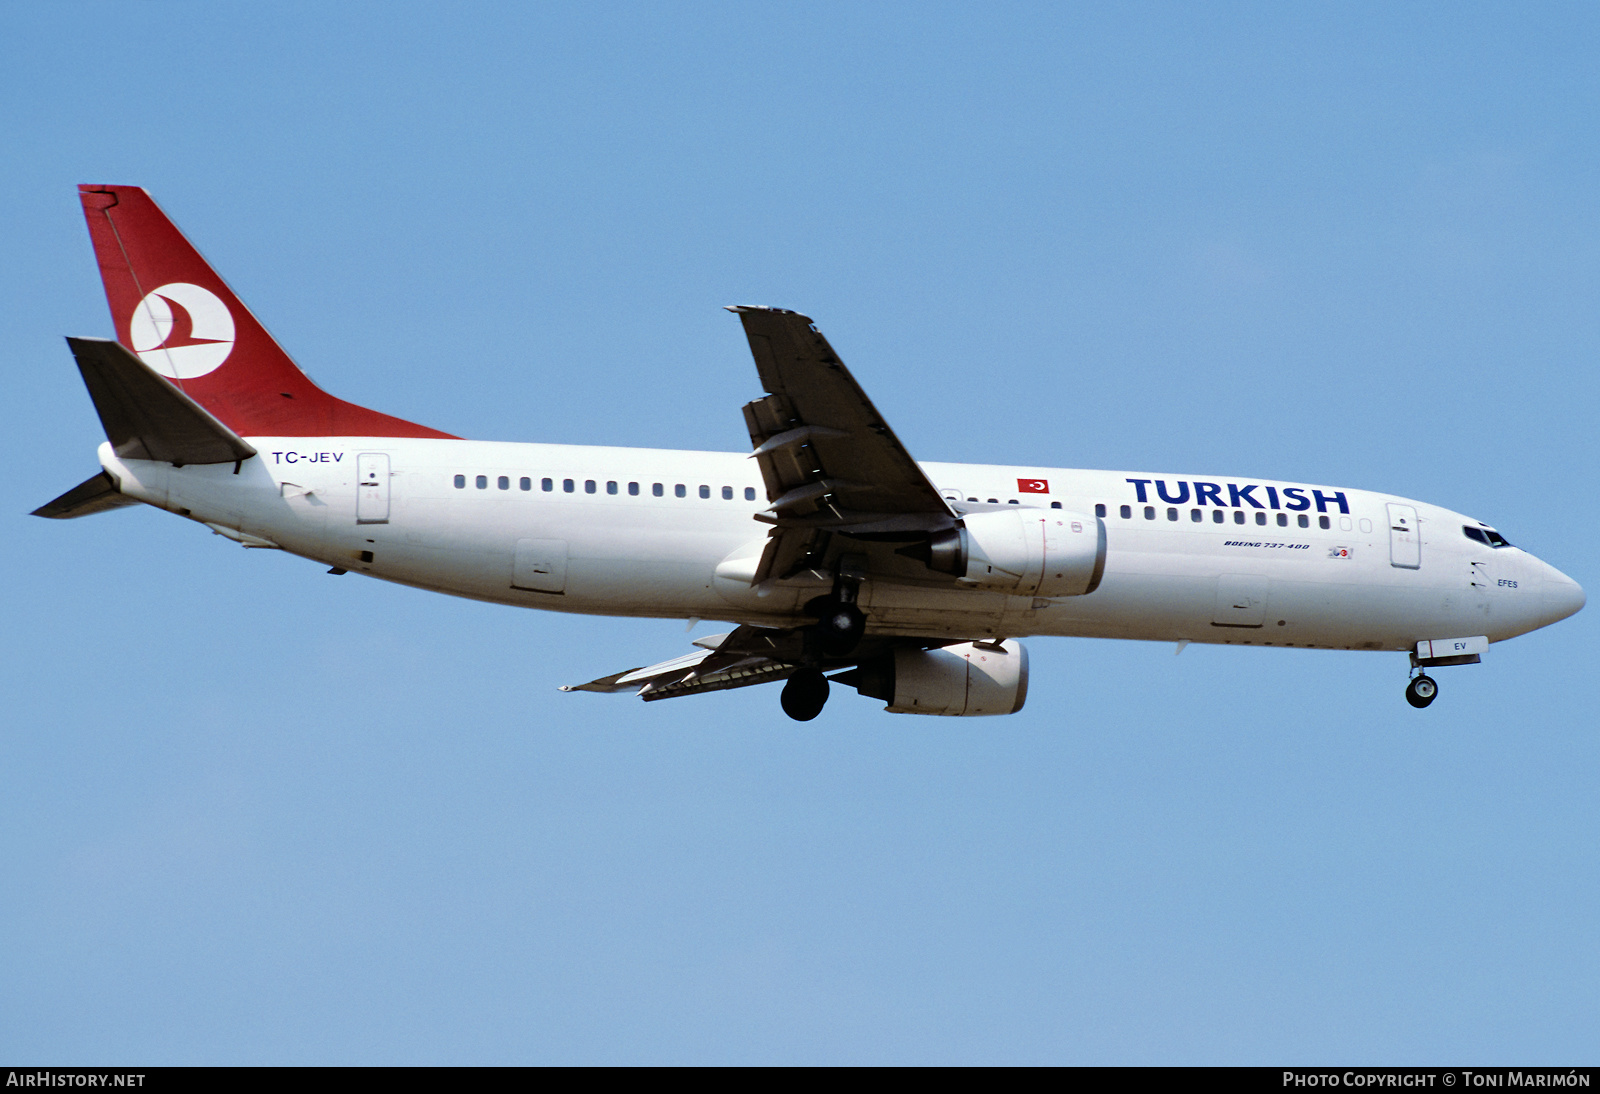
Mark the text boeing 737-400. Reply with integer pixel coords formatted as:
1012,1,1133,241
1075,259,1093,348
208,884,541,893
35,185,1585,720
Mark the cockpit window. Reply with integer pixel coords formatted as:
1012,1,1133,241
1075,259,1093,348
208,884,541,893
1463,525,1512,548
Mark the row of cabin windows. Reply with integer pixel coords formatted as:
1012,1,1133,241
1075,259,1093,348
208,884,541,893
453,474,758,502
1093,502,1333,530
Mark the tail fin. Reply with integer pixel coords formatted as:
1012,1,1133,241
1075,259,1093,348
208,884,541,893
78,185,455,439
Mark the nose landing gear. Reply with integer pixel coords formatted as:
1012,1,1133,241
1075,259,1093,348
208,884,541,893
1404,637,1486,708
1405,673,1438,709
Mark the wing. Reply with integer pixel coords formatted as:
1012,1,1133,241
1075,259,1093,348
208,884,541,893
560,625,940,704
727,306,956,584
560,625,804,702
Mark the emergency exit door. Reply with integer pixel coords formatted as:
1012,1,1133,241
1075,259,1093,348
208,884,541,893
1387,503,1420,569
356,453,390,524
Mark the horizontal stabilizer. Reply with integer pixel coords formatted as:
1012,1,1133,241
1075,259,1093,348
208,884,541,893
68,336,257,465
31,471,140,519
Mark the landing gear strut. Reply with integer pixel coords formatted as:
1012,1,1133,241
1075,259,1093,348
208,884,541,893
810,556,868,656
1405,674,1438,709
781,668,830,721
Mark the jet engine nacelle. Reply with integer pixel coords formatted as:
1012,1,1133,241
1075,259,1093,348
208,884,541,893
924,509,1106,598
841,639,1030,716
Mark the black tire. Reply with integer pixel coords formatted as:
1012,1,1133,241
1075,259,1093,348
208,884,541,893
781,668,830,721
818,602,866,656
1405,674,1438,709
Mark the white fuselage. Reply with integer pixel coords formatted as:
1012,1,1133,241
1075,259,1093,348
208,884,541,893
99,437,1583,654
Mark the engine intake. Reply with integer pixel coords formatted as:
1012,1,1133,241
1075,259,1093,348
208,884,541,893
917,509,1105,598
839,639,1029,716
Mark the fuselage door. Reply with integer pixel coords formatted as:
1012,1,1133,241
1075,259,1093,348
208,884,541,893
356,452,390,524
1387,503,1420,569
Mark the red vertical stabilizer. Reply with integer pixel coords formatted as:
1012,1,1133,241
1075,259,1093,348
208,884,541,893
78,185,456,439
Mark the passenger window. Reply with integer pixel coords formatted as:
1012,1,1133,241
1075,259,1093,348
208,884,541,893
476,475,488,489
453,474,465,489
563,478,574,493
629,482,639,496
1276,512,1287,527
987,498,999,504
607,481,618,495
1234,511,1245,525
1319,515,1331,530
520,477,531,491
1167,507,1178,521
1095,504,1106,517
1255,512,1266,526
1008,499,1019,505
722,486,733,500
1298,514,1309,528
1339,516,1353,531
1359,518,1372,533
652,483,663,497
1212,510,1224,524
675,484,686,498
1191,509,1202,522
1051,501,1063,510
1120,505,1131,519
745,487,757,501
542,477,553,492
585,480,596,494
497,476,509,490
967,497,978,502
699,485,710,499
1144,506,1155,520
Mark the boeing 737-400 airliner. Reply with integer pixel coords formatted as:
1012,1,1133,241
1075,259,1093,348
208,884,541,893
36,185,1586,720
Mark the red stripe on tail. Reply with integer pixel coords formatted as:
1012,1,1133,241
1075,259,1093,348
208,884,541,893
79,185,456,439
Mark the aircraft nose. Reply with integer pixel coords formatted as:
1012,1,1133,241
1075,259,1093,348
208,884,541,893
1539,563,1585,626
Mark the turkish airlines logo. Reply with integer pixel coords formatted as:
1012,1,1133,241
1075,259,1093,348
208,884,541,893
128,283,235,379
1017,478,1049,494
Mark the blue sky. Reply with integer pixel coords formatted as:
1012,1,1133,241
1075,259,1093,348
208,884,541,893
3,2,1596,1064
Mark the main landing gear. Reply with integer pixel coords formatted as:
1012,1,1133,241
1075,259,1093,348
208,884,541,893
808,556,868,657
818,601,866,655
781,668,830,721
783,558,868,720
1405,673,1438,709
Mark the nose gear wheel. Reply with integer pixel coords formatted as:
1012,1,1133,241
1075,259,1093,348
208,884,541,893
1405,674,1437,709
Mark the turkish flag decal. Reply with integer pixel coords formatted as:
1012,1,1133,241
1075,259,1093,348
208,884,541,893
1017,478,1049,493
